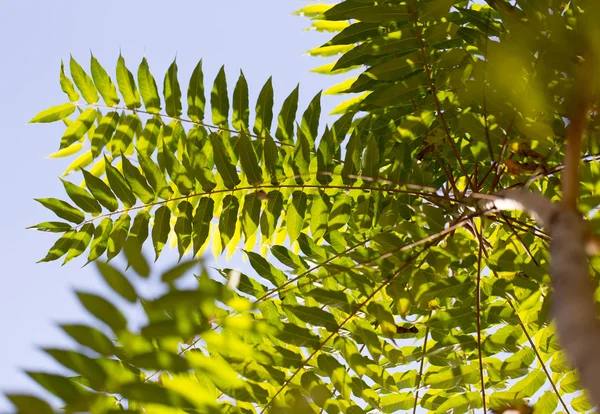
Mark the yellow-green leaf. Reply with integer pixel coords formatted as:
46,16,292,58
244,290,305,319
70,56,99,104
29,103,76,124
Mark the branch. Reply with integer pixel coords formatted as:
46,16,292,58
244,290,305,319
562,55,593,210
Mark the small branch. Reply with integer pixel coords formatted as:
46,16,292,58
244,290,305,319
562,56,593,211
259,246,432,413
408,0,474,192
507,301,571,413
474,221,487,412
412,310,432,414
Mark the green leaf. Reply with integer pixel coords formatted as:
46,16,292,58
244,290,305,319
120,382,195,409
164,58,182,117
60,108,97,149
60,178,102,215
276,84,299,143
90,54,119,106
82,169,119,212
91,111,120,157
284,304,338,331
116,54,141,109
87,218,113,263
219,195,239,251
43,348,108,390
242,193,261,241
123,210,150,277
317,354,352,400
260,190,283,239
137,57,161,113
161,137,193,195
380,393,417,413
161,259,198,283
107,213,130,261
105,156,136,208
424,365,479,389
300,90,322,148
237,132,263,186
60,60,79,102
292,127,311,183
38,230,77,263
174,201,193,259
35,198,84,224
367,302,396,337
110,113,140,155
152,205,171,260
271,245,308,272
232,70,249,130
60,324,115,355
306,288,357,314
253,77,274,135
29,103,76,124
70,56,98,104
535,391,558,414
362,135,379,184
509,369,545,397
7,394,54,414
138,151,174,200
97,261,138,303
76,291,127,332
310,192,329,240
64,223,94,264
211,65,229,126
316,127,334,184
329,193,351,231
245,250,287,287
187,59,205,122
287,191,307,242
210,133,240,189
27,221,73,233
137,115,162,156
262,132,282,184
276,323,320,348
26,372,85,404
121,155,155,204
193,197,214,256
324,2,410,23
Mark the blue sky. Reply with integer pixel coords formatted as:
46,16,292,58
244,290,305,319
0,1,347,409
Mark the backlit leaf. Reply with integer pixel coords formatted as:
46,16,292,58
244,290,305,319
60,178,101,215
138,57,161,113
187,59,205,122
116,54,141,109
152,206,171,260
64,223,94,264
97,261,138,303
287,191,308,242
211,65,229,126
90,54,119,106
82,169,119,212
70,56,98,104
276,85,299,143
105,156,136,208
60,108,97,149
35,198,84,224
253,77,274,135
164,58,182,117
121,155,155,204
60,60,79,102
76,291,127,332
232,70,249,130
29,103,76,124
219,195,239,251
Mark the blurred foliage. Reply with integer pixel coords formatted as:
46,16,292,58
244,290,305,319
9,0,600,412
